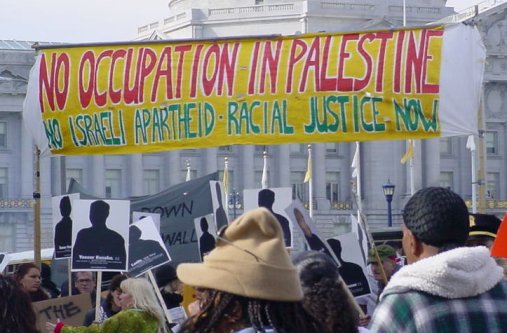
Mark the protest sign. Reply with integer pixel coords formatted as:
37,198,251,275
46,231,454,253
71,199,130,271
24,25,484,157
52,193,80,259
194,213,216,261
33,293,92,332
327,233,371,298
133,211,161,231
210,181,229,229
0,253,7,273
68,172,219,264
129,216,171,277
285,200,337,263
244,187,293,247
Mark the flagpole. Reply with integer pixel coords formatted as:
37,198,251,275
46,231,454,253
185,160,191,182
466,135,477,213
261,151,268,189
402,0,407,27
223,157,229,213
304,145,313,218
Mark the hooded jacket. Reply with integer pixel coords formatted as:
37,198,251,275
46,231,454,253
369,246,507,333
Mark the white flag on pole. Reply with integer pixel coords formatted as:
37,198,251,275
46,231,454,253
261,152,268,189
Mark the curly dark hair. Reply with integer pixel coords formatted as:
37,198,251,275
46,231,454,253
0,274,40,333
178,288,323,333
293,251,359,333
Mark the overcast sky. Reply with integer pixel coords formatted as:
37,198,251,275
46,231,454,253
0,0,484,43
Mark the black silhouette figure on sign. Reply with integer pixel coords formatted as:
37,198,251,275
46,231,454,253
258,189,291,247
54,196,73,258
129,225,169,269
72,200,127,270
293,208,331,256
215,183,228,229
199,217,216,261
327,238,370,297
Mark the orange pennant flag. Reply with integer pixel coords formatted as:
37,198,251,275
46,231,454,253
491,212,507,258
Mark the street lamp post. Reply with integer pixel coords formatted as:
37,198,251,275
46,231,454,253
382,179,396,227
228,190,242,219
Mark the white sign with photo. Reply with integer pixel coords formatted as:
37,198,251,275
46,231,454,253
129,216,171,277
52,193,80,259
244,187,293,248
194,213,217,261
71,199,130,271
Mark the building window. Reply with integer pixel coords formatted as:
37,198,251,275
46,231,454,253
143,169,160,195
326,172,340,204
290,144,306,154
0,223,14,252
255,145,268,153
66,168,83,186
0,122,6,148
439,137,452,155
487,172,500,199
485,132,498,155
0,168,7,198
105,169,122,198
291,171,307,203
325,143,338,153
440,171,453,190
219,145,232,151
254,170,270,189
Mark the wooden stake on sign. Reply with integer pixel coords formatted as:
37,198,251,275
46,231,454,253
34,148,42,267
147,270,173,325
68,258,72,296
94,272,102,323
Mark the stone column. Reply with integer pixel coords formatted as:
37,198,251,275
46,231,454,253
91,155,105,197
314,144,329,209
129,154,144,196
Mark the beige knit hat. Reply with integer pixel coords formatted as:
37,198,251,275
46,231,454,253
177,207,303,301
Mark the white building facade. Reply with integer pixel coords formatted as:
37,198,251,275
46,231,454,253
0,0,506,252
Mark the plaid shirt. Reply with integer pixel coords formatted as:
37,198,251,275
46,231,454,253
369,280,507,333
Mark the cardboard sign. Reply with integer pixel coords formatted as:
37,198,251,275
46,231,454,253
33,293,92,332
129,217,172,277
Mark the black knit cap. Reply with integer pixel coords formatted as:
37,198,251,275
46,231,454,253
403,187,469,248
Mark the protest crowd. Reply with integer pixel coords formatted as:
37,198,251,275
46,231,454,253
0,186,506,333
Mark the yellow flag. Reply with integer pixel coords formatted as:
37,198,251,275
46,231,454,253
400,140,414,164
304,151,312,183
222,159,229,192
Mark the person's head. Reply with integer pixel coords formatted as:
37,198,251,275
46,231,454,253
402,187,469,264
200,217,209,232
74,271,96,294
129,225,142,243
294,208,312,237
257,189,275,209
177,208,322,333
0,275,39,333
89,200,110,227
60,196,72,217
106,274,128,311
466,213,502,249
155,263,182,294
119,278,166,331
14,263,41,293
368,245,397,281
293,251,359,333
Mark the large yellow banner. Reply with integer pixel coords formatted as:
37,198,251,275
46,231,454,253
29,27,448,155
